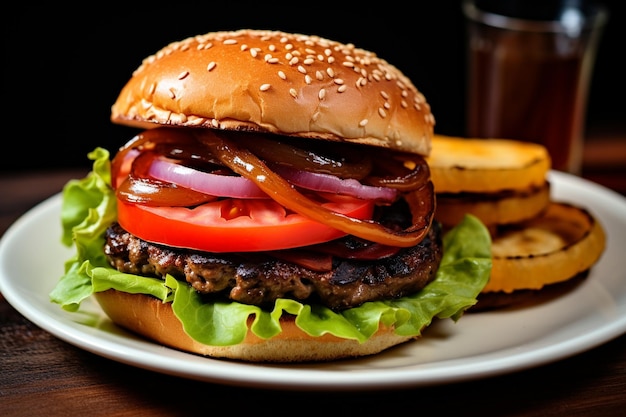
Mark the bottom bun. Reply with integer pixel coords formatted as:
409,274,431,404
94,289,417,362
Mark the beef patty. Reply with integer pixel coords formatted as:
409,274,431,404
104,203,443,311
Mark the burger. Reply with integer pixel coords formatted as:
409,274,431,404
426,135,606,310
49,29,492,362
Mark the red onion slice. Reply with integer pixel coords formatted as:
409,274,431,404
149,158,397,202
149,158,269,199
273,166,397,202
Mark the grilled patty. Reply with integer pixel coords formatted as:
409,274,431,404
104,204,442,311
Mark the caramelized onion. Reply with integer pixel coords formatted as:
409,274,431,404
117,151,215,206
237,133,373,180
111,127,435,245
196,130,435,247
365,153,431,192
116,176,216,206
111,128,200,189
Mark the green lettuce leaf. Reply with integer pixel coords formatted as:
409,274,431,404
49,148,492,346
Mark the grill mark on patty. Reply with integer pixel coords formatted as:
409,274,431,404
104,206,442,311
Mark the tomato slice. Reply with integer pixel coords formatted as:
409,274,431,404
117,195,375,252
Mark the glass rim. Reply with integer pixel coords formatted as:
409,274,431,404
462,0,609,34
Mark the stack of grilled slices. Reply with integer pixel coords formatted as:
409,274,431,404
427,135,606,310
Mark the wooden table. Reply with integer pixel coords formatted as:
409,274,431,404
2,135,625,417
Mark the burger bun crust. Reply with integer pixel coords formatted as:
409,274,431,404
111,29,435,156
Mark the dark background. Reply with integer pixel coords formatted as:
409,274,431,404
4,1,624,173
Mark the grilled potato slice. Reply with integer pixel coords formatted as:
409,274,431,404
436,182,551,228
483,202,606,293
427,135,550,193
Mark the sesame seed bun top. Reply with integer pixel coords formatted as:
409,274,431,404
110,29,435,156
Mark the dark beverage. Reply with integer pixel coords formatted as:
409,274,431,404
464,1,607,173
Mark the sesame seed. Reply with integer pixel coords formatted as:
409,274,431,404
148,82,156,95
305,75,312,84
380,91,389,100
303,58,314,65
378,108,387,118
211,119,219,128
178,71,190,80
289,88,298,98
342,61,354,68
188,117,204,126
250,48,259,58
289,57,299,66
326,68,335,78
240,44,248,51
359,119,368,127
297,65,307,74
168,88,176,99
207,62,216,71
223,39,237,45
278,70,287,80
260,84,271,91
269,44,276,52
337,85,347,93
318,88,326,100
327,56,335,64
333,78,344,85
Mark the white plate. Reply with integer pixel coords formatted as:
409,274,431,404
1,171,625,390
